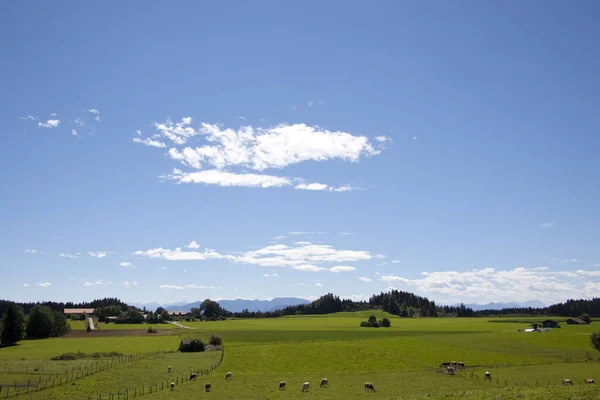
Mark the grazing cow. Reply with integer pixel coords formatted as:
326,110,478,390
170,382,175,391
447,366,455,375
457,362,465,369
205,383,212,392
33,367,39,372
364,382,376,392
225,371,232,380
440,362,451,368
189,372,198,381
302,382,310,392
168,366,171,373
485,372,491,381
562,379,573,385
320,378,329,388
279,381,286,390
586,379,595,384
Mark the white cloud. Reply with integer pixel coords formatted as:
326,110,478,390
38,119,60,128
289,231,312,235
308,100,313,107
186,241,200,249
120,262,135,268
124,281,138,288
88,109,100,114
292,105,296,111
23,284,30,287
83,280,103,287
164,122,379,171
374,254,386,259
413,136,417,140
94,115,101,122
75,118,84,126
88,251,107,259
238,116,246,121
358,277,372,282
136,130,142,135
316,282,323,287
295,182,328,191
375,136,391,143
166,169,291,188
133,137,166,148
263,273,278,278
159,284,219,290
340,232,354,235
379,266,600,303
329,266,356,273
272,235,287,240
21,115,36,121
37,282,51,288
293,282,306,287
25,249,44,254
293,265,328,272
541,222,556,228
392,260,401,263
71,129,80,137
560,259,581,264
160,266,168,270
134,247,230,261
294,241,312,245
59,253,80,259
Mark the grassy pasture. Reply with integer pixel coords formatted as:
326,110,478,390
0,314,599,399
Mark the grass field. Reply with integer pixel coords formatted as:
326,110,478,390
0,314,599,399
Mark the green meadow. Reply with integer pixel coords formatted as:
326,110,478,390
0,313,599,399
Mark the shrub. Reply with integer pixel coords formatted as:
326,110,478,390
209,334,222,346
591,332,600,353
147,326,157,334
581,313,592,324
178,338,205,352
380,317,391,327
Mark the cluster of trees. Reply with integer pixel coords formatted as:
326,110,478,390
475,298,600,318
0,298,130,320
360,315,391,328
178,334,222,353
0,303,71,346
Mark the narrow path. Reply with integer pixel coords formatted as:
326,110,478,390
168,321,197,329
88,317,95,330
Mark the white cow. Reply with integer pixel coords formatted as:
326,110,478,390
302,382,310,392
225,371,232,380
586,379,595,384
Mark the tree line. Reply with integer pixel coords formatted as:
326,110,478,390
1,303,71,346
474,298,600,317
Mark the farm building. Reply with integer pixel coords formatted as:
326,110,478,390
168,310,190,317
64,308,95,315
542,320,558,328
566,317,589,325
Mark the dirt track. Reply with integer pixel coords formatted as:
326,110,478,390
67,329,179,338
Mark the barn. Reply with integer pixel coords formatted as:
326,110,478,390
542,320,558,328
64,308,95,315
566,318,589,325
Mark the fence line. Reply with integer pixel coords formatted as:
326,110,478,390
1,351,165,399
89,348,224,400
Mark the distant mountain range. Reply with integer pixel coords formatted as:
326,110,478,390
130,297,310,313
460,300,546,311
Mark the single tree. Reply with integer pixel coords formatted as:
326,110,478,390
591,331,600,353
580,313,592,324
156,307,165,315
26,305,54,339
209,334,222,346
0,303,25,346
160,310,171,321
380,317,391,328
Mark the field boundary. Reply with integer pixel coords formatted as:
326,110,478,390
87,347,224,400
0,351,165,398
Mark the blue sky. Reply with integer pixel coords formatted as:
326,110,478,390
1,1,599,306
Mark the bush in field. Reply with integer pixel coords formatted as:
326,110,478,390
147,326,157,334
380,317,392,327
26,305,71,339
0,303,25,346
360,315,381,328
209,334,222,346
179,338,205,352
591,331,600,353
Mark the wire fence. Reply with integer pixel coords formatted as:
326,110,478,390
88,348,224,400
0,350,165,398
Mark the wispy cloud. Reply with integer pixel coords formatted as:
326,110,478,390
294,241,312,245
541,222,556,228
133,137,166,148
23,284,30,287
20,115,37,121
88,109,100,114
124,281,138,288
293,282,306,287
75,118,84,126
293,265,328,272
37,282,51,288
308,100,313,107
263,273,278,278
159,284,220,290
272,235,287,240
238,116,246,121
391,260,401,263
358,277,372,282
166,169,291,188
59,253,80,259
294,183,356,192
120,262,135,268
94,115,100,122
560,259,581,264
316,282,323,287
24,249,44,254
71,129,80,137
83,280,103,287
340,232,354,235
88,251,107,259
38,119,60,128
329,266,356,273
135,130,142,135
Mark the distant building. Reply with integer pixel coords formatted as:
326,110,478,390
168,310,189,317
566,318,589,325
542,320,558,328
64,308,95,315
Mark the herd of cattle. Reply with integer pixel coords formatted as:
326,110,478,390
166,367,376,392
440,361,595,386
